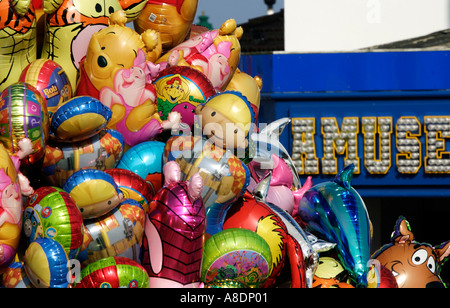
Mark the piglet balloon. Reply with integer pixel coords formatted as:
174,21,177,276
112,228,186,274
142,161,206,287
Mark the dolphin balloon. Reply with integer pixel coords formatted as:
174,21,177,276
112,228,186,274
297,164,372,287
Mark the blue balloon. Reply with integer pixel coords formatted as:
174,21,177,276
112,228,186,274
298,164,371,287
116,141,165,180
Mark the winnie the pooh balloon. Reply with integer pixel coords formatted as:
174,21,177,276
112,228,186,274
41,0,148,89
77,11,179,147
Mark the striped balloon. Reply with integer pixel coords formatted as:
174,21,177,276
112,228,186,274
74,256,149,288
23,186,84,259
0,82,50,165
19,59,72,116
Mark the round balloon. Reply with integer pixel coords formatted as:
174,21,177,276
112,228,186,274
81,198,145,264
1,262,33,288
42,128,125,187
204,279,246,288
62,169,124,219
22,186,84,259
201,228,272,288
133,0,199,50
73,256,149,288
19,58,72,116
0,82,50,165
0,143,23,274
105,168,154,214
367,263,398,288
312,256,354,288
154,65,215,127
116,140,165,194
50,96,112,142
23,238,70,288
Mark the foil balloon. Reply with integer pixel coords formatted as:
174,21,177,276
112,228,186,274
224,191,308,288
0,144,24,274
80,198,145,264
164,135,250,235
63,169,124,219
298,164,372,287
157,19,242,91
133,0,199,51
76,10,162,100
201,228,272,288
105,168,155,214
0,82,50,165
0,0,36,92
154,64,216,127
42,128,125,187
372,216,450,288
312,256,354,288
22,186,84,259
23,238,70,288
204,279,246,288
73,256,149,288
1,262,33,288
225,68,262,125
50,96,112,142
41,1,148,89
19,58,72,116
142,161,206,287
116,140,164,194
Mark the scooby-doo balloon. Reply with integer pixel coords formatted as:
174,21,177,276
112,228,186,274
372,216,450,288
157,19,242,91
0,0,37,92
41,0,148,88
134,0,199,51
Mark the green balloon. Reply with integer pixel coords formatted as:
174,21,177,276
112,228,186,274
201,228,272,288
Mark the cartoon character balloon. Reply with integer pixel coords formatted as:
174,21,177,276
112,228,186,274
157,19,243,91
41,0,148,88
142,161,206,287
73,256,149,288
42,128,124,187
201,228,272,288
372,216,450,288
0,82,50,165
312,256,354,288
154,65,215,129
23,238,70,288
80,198,145,264
1,262,33,288
0,141,34,273
298,164,372,287
49,96,112,143
133,0,199,50
19,58,72,116
63,169,124,219
23,186,84,259
0,0,37,92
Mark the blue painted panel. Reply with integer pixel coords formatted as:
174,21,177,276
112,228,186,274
239,52,450,197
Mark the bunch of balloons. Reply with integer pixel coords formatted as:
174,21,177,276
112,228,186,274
0,0,449,289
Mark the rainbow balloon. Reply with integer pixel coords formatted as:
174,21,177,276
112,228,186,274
74,256,149,288
0,82,50,165
23,186,84,259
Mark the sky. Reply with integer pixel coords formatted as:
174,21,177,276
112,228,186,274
194,0,285,29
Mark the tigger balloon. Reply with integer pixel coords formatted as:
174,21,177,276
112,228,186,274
41,0,148,89
0,0,37,92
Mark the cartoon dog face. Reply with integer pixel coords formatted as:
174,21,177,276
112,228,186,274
373,217,450,288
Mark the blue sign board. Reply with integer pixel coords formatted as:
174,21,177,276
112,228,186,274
239,51,450,197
